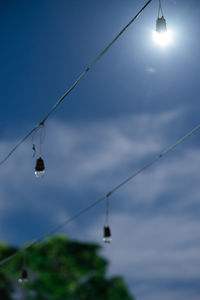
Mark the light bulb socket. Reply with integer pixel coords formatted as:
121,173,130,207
156,16,167,33
35,157,45,172
21,269,28,280
104,226,111,238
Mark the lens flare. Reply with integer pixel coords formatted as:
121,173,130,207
153,30,172,47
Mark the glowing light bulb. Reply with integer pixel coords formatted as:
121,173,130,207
153,16,171,46
153,30,171,46
18,269,28,284
103,226,112,243
35,157,45,178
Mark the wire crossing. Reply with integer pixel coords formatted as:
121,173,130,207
0,0,153,167
1,121,200,267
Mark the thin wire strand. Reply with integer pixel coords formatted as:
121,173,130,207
0,126,39,166
39,124,45,157
0,0,153,167
31,123,45,158
105,196,109,226
107,122,200,197
1,121,200,267
31,127,40,157
158,0,164,17
0,195,106,266
40,0,153,123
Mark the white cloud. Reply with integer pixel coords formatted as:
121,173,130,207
146,66,156,74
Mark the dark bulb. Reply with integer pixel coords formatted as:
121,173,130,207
103,226,112,243
35,157,45,178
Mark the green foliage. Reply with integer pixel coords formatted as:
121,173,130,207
0,236,134,300
0,244,17,299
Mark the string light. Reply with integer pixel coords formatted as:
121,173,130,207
153,0,171,46
103,195,112,243
33,122,45,178
103,226,112,244
18,252,28,284
35,157,45,178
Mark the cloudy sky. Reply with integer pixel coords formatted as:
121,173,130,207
1,0,200,299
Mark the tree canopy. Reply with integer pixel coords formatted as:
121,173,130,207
0,236,134,300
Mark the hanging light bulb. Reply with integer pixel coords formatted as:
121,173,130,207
103,225,112,243
35,157,45,178
103,194,112,243
153,20,171,47
32,122,45,178
18,269,28,284
153,0,171,46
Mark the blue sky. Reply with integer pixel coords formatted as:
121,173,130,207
1,0,200,299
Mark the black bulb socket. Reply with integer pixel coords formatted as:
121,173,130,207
156,16,167,33
21,269,28,280
35,157,45,172
104,226,111,238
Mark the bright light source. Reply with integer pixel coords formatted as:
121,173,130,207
153,15,171,47
153,30,172,47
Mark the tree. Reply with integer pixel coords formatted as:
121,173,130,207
0,236,134,300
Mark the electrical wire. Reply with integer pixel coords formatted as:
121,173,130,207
105,196,110,226
0,0,153,167
0,126,39,166
1,121,200,267
158,0,164,17
0,195,106,266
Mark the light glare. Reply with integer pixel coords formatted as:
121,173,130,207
153,30,172,46
35,170,45,178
